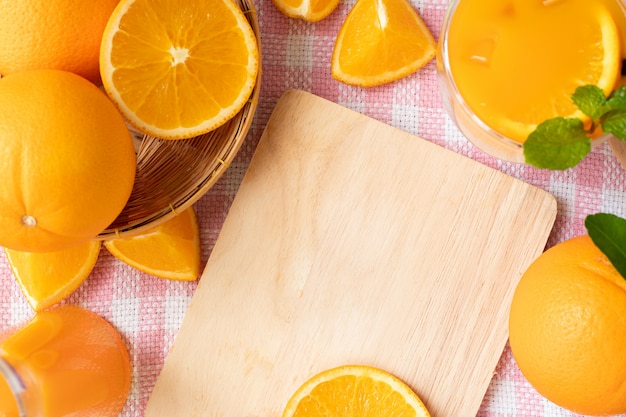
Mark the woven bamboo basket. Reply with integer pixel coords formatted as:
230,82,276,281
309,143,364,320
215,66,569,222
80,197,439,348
97,0,261,240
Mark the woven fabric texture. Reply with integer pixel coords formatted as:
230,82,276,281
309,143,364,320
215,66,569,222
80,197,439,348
2,0,626,416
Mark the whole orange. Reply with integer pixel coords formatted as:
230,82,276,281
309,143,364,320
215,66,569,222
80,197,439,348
0,0,119,84
0,69,136,252
509,235,626,416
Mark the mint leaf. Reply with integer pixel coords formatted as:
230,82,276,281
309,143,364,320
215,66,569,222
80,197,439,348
605,86,626,111
572,85,608,120
585,213,626,280
599,87,626,140
601,109,626,140
523,117,590,170
524,84,626,169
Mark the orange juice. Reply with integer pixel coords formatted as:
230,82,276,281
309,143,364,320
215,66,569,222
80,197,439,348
438,0,626,161
0,305,131,417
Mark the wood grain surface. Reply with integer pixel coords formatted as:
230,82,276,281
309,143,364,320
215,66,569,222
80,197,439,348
146,89,557,417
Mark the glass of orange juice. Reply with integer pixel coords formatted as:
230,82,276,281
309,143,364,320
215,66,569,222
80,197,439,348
0,305,131,417
437,0,626,164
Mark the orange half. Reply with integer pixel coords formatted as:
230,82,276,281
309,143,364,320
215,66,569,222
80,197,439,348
100,0,259,139
282,365,431,417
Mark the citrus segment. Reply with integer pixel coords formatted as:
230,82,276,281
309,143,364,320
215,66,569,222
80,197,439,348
509,235,626,415
447,0,622,142
331,0,436,87
4,241,102,311
0,0,119,84
272,0,340,22
104,207,201,281
283,365,431,417
0,69,136,253
100,0,259,140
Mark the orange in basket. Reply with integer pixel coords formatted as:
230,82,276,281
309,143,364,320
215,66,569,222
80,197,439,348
100,0,260,140
96,0,260,239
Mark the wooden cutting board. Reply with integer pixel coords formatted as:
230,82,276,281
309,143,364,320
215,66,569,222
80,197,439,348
146,89,557,417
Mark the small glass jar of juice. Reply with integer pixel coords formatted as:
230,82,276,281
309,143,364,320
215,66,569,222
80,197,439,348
437,0,626,163
0,305,131,417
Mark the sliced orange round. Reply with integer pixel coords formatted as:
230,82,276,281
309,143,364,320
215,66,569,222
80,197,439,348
4,240,102,311
100,0,259,140
104,207,201,281
331,0,436,87
272,0,340,22
282,365,431,417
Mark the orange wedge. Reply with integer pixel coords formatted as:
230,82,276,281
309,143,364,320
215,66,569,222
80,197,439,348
4,240,101,311
272,0,340,22
104,207,201,281
100,0,259,140
282,365,431,417
331,0,436,87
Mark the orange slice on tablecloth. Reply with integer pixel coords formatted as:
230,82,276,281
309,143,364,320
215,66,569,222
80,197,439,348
104,207,201,281
272,0,340,22
331,0,436,87
4,240,102,311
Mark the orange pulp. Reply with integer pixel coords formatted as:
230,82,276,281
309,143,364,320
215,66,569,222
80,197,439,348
447,0,626,143
0,305,131,417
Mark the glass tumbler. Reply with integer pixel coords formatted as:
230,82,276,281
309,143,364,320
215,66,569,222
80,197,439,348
0,305,131,417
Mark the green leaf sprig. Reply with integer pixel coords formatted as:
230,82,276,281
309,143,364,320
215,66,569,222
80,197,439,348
585,213,626,280
523,85,626,170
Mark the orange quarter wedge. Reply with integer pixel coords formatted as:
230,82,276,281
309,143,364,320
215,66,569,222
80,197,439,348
272,0,340,22
4,240,102,311
100,0,259,140
104,207,201,281
331,0,436,87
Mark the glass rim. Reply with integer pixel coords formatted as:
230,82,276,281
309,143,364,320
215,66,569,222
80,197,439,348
0,356,26,417
437,0,525,154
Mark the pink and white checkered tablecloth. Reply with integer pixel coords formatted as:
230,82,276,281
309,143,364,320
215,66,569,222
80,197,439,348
2,0,626,416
